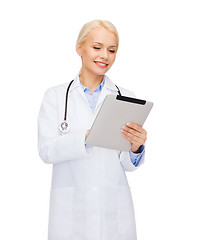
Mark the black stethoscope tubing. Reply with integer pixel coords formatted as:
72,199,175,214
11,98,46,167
59,79,121,133
64,80,74,121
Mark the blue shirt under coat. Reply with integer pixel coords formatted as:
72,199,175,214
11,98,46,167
79,75,145,167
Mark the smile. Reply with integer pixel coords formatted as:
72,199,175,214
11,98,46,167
94,61,108,68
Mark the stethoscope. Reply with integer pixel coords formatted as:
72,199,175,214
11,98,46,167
59,79,122,133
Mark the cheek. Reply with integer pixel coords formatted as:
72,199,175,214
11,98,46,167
109,54,116,64
82,49,95,61
82,54,95,67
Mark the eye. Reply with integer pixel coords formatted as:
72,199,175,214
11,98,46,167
109,50,116,53
93,46,101,50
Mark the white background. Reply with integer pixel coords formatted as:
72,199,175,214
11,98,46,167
0,0,209,239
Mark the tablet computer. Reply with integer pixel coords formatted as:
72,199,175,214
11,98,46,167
85,94,153,151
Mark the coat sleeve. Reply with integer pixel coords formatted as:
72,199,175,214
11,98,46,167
117,88,146,171
37,88,89,164
119,150,145,172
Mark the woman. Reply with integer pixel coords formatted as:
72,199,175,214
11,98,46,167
38,19,147,240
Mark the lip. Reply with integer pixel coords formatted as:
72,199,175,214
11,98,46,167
94,61,108,68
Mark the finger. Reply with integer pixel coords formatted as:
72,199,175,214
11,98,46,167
126,122,142,132
121,130,147,141
121,127,141,138
122,125,147,138
121,130,146,144
121,131,145,146
125,122,147,135
121,128,147,144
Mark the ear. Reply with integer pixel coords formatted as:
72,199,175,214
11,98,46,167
76,43,83,56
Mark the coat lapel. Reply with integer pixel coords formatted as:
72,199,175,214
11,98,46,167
95,75,119,111
69,74,91,108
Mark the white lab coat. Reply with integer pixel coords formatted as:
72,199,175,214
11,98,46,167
38,74,145,240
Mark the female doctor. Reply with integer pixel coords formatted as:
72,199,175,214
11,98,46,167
38,20,147,240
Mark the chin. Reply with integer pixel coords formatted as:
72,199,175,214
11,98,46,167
92,69,108,77
97,67,111,75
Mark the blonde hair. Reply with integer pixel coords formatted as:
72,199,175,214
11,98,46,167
76,19,119,51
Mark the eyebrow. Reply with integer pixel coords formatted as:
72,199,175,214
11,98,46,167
92,42,117,48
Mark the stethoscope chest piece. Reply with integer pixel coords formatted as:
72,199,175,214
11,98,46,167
59,121,69,133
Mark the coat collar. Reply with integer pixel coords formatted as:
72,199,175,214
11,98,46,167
68,73,119,111
69,73,119,93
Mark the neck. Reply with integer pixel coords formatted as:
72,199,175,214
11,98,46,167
79,69,104,91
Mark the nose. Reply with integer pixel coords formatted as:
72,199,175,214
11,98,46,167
100,49,108,60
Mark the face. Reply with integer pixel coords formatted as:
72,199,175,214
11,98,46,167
76,27,118,77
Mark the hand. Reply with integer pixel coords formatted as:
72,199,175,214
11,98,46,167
85,130,90,140
121,122,147,153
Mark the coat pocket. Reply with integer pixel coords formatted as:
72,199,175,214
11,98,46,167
48,187,74,239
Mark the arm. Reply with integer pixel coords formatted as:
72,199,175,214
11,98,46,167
37,88,89,164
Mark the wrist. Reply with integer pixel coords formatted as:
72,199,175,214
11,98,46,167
131,146,141,154
131,144,144,154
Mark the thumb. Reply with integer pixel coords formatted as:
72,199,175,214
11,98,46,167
85,130,90,140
